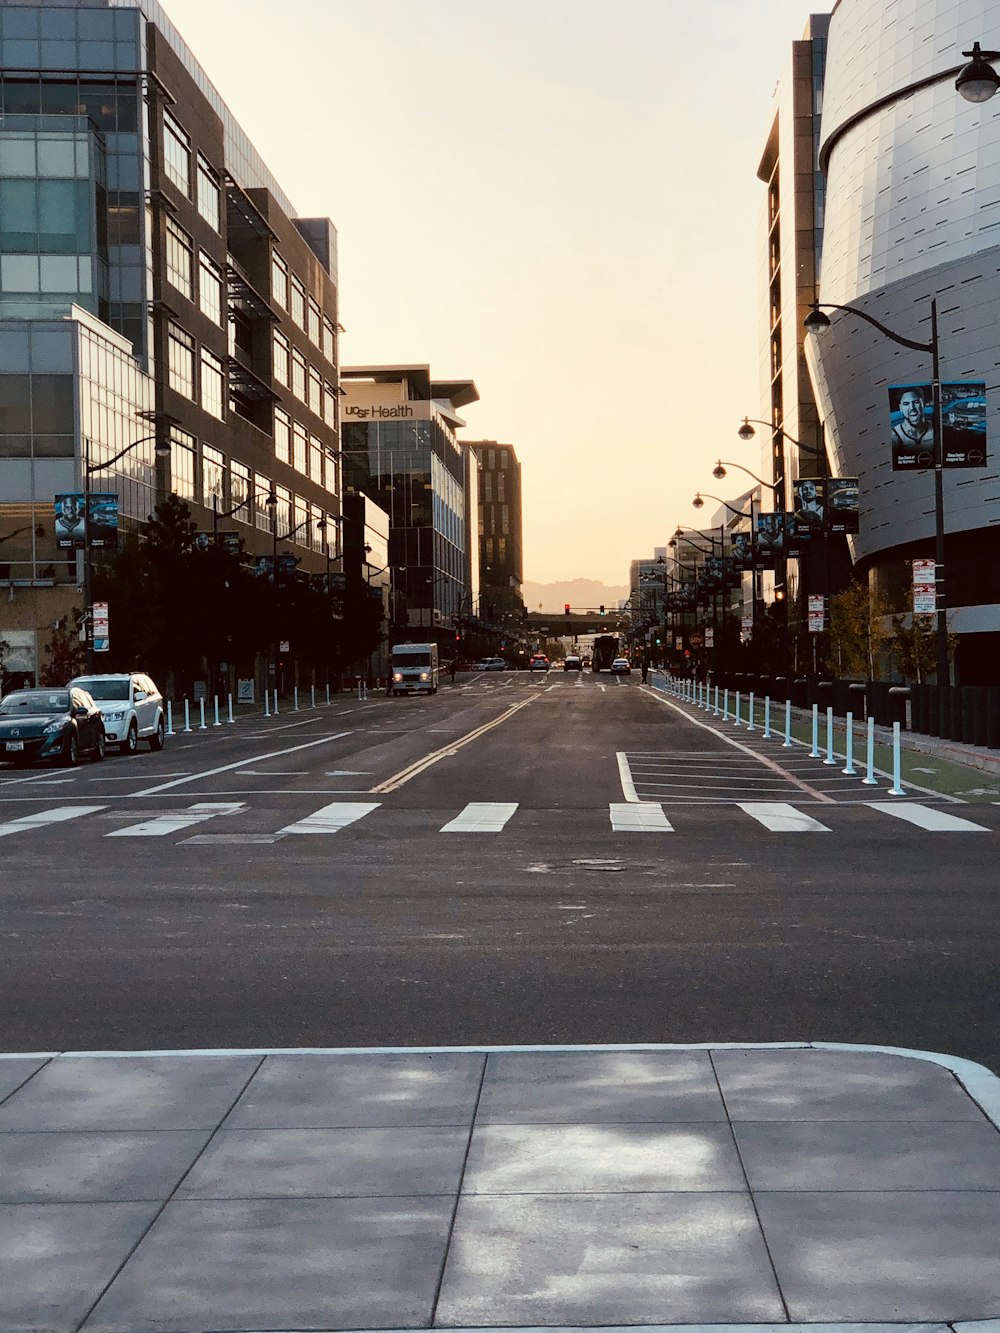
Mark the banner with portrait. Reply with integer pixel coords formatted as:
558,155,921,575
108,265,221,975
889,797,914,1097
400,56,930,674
792,479,826,540
826,477,859,533
86,493,118,550
54,494,87,550
889,383,987,470
755,512,785,568
730,531,754,571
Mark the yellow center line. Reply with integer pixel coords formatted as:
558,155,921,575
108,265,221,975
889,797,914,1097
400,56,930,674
370,696,539,793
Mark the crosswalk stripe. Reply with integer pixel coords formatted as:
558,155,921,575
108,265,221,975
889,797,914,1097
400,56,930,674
441,802,518,833
738,802,831,832
107,802,245,838
0,805,104,839
870,801,990,832
278,801,380,834
609,803,673,832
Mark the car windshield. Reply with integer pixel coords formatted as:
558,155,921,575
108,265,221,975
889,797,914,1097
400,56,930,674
392,652,431,667
0,691,69,714
74,680,129,700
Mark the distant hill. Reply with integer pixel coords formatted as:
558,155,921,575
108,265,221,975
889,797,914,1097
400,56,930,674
522,578,629,615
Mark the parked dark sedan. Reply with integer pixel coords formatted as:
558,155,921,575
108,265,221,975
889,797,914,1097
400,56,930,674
0,688,106,766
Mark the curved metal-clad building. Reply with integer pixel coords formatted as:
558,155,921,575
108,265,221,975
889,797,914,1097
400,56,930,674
806,0,1000,682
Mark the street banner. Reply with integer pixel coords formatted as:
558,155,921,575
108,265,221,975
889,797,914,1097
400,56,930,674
237,678,255,704
218,531,242,556
792,479,826,538
54,494,86,550
86,493,118,549
889,383,987,470
826,477,860,533
755,512,785,567
730,531,754,571
277,552,299,576
784,513,808,556
703,555,724,590
807,594,825,634
92,601,109,653
913,558,937,614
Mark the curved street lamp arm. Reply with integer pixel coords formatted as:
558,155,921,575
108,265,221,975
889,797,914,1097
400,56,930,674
738,417,808,452
691,493,750,520
714,459,771,488
809,301,932,354
86,432,167,477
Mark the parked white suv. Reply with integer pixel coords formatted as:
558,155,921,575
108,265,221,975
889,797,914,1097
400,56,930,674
68,672,165,753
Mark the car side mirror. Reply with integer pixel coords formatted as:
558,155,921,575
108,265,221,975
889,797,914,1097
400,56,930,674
74,706,89,718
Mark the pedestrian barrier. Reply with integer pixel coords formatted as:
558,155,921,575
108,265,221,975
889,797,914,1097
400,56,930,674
166,700,175,736
824,706,836,765
747,691,756,732
213,697,221,727
809,704,820,758
293,687,300,712
183,699,191,733
227,693,234,724
198,698,206,730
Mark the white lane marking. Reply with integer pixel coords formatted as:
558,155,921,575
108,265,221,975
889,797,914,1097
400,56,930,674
0,805,104,838
738,802,831,832
131,732,353,797
616,752,641,803
278,801,380,834
870,801,990,832
441,802,518,833
371,696,537,794
107,802,244,838
609,803,673,832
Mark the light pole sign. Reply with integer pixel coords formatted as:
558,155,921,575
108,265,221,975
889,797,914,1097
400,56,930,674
92,601,110,653
807,594,825,633
913,558,937,614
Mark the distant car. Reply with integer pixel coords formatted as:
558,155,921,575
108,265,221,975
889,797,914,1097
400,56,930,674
473,657,507,672
0,687,105,766
581,657,592,668
529,655,550,672
563,655,582,671
68,672,165,753
610,658,631,675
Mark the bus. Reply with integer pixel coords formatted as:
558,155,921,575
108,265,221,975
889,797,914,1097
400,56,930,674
590,635,619,672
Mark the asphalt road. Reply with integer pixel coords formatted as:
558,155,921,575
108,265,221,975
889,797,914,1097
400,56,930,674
1,670,997,1070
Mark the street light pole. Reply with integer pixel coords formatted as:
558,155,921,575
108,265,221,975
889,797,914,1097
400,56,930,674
805,299,949,686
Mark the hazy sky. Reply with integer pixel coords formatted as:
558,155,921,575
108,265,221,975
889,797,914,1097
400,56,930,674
160,0,825,585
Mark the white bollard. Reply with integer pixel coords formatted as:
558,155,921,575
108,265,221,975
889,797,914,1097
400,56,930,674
227,693,235,724
213,696,221,727
824,706,837,764
783,698,793,748
166,700,175,736
888,721,906,796
842,711,857,776
293,686,299,712
198,698,206,730
747,691,756,732
723,688,729,723
810,704,820,758
714,685,720,717
862,716,878,786
763,696,771,740
183,699,191,733
734,691,742,727
264,690,270,718
273,688,279,715
325,684,331,705
311,685,316,709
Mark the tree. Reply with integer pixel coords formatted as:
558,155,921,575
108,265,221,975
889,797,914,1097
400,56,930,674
829,578,889,678
39,613,87,685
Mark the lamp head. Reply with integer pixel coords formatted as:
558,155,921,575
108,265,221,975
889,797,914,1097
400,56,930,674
956,42,1000,103
692,493,705,510
712,461,727,480
153,437,171,459
804,305,832,334
737,417,755,442
668,536,676,549
265,491,277,512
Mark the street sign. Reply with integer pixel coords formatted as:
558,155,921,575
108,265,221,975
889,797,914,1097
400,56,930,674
704,628,714,648
92,601,109,653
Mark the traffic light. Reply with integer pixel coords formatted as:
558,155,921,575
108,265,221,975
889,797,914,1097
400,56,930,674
564,603,570,615
599,604,605,616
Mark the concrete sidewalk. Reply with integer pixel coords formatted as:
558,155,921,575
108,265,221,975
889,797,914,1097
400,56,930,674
1,1043,999,1331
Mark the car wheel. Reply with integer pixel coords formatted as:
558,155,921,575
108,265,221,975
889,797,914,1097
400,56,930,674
148,717,165,751
92,732,106,762
122,721,138,755
62,732,79,767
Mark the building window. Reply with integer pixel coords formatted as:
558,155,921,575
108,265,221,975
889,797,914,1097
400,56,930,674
323,381,337,428
272,330,289,386
202,444,225,508
322,316,335,363
290,275,305,329
230,459,251,523
292,421,307,474
309,434,324,484
502,504,509,535
275,485,291,538
291,347,306,402
325,449,339,497
165,216,193,300
488,448,496,470
271,250,288,309
201,348,225,420
162,111,190,196
169,426,196,499
255,472,272,531
196,154,220,231
198,252,223,325
497,471,506,502
307,298,321,347
308,366,322,417
274,407,291,465
483,472,492,502
167,322,195,400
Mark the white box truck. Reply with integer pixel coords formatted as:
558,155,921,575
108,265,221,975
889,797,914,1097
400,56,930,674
388,643,439,696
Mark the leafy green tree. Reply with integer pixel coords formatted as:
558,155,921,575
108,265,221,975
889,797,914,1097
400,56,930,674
829,578,889,678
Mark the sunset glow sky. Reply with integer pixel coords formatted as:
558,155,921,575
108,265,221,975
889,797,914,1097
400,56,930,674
160,0,825,584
